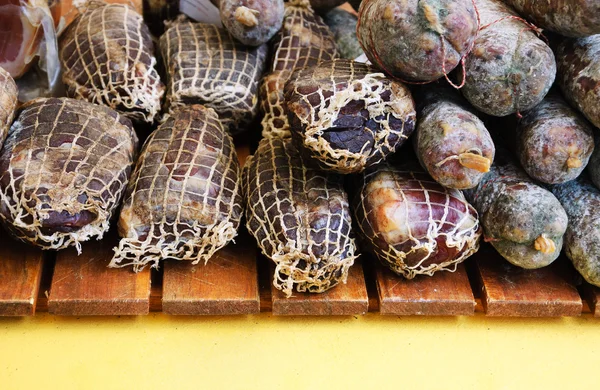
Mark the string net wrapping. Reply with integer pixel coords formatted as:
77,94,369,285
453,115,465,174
0,67,18,146
0,97,138,251
353,163,481,278
259,0,337,139
285,59,416,174
110,105,243,272
59,2,164,124
243,137,358,297
159,21,268,135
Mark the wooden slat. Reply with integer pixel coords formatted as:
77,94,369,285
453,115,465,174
0,236,44,316
374,262,475,316
271,260,369,316
581,283,600,317
162,232,259,315
474,245,582,317
48,233,151,316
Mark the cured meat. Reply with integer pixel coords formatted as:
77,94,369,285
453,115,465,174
588,134,600,190
514,93,594,184
461,0,556,116
551,178,600,288
501,0,600,38
555,35,600,129
59,2,164,123
414,84,494,190
0,98,138,252
356,0,479,82
0,67,18,146
309,0,346,11
110,105,243,272
219,0,284,46
285,59,416,174
160,21,268,134
322,8,364,60
259,0,337,138
464,152,568,269
142,0,179,35
353,163,481,278
243,137,357,297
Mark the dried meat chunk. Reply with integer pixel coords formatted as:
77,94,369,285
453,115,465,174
59,2,164,123
285,59,416,173
160,21,268,134
243,136,357,297
0,97,138,251
111,105,243,271
0,66,18,146
259,0,337,138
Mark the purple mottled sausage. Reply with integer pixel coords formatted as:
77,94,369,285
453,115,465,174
219,0,284,46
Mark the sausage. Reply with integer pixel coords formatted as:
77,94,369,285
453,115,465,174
352,163,481,278
0,98,138,252
219,0,284,46
0,66,17,146
588,134,600,190
243,136,357,297
110,105,243,272
322,8,364,60
309,0,347,12
463,151,568,269
59,2,164,123
285,59,416,173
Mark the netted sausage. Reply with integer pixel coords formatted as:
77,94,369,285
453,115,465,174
110,105,243,272
464,151,568,269
159,21,268,134
219,0,284,46
356,0,479,82
461,0,556,116
322,8,364,60
259,0,337,138
59,2,164,123
243,136,357,297
0,67,17,146
285,59,416,174
353,163,481,278
414,84,494,190
0,97,138,252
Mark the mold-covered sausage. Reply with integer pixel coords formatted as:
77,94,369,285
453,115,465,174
353,163,481,278
356,0,479,82
555,35,600,129
551,178,600,287
285,59,416,174
0,66,17,146
260,0,337,138
464,151,568,269
309,0,346,12
322,8,364,60
514,93,594,184
0,98,138,251
414,84,495,190
59,2,164,123
461,0,556,116
219,0,284,46
110,105,243,272
160,21,268,134
243,136,357,297
588,134,600,190
501,0,600,38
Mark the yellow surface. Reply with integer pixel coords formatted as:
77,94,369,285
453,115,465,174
0,313,597,389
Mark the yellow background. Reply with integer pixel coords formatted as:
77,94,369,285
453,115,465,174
0,313,597,389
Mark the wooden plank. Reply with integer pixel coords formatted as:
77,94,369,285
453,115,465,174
375,262,475,316
474,244,582,317
0,236,44,316
581,283,600,317
162,232,260,315
48,233,151,316
271,260,369,316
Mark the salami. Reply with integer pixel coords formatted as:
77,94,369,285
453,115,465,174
588,134,600,190
160,21,268,134
356,0,479,82
353,163,481,278
59,2,164,123
285,59,416,174
555,35,600,129
464,151,568,269
0,66,17,146
0,98,138,251
309,0,346,11
551,178,600,287
111,105,243,272
219,0,284,46
243,137,357,297
514,93,594,184
322,8,363,60
461,0,556,116
414,84,495,190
